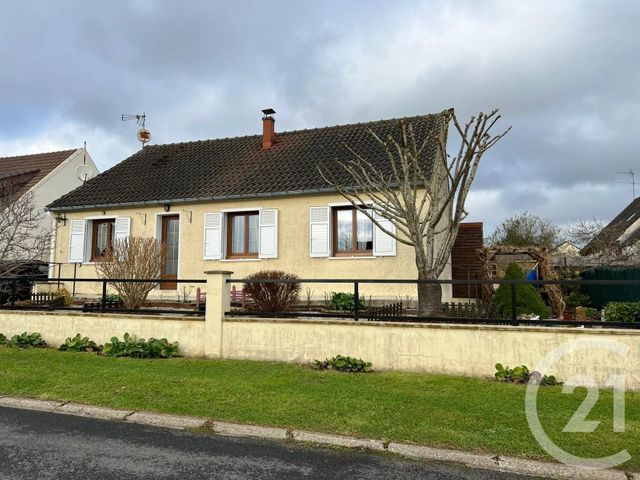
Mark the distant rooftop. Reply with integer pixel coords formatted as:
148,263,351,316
0,149,77,197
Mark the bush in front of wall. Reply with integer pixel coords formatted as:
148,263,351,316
493,263,549,319
243,270,301,312
59,334,101,353
314,355,373,373
105,293,123,303
329,292,365,311
603,301,640,322
494,363,560,386
3,332,46,349
103,333,178,359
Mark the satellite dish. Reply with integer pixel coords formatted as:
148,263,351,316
137,128,151,145
75,164,94,183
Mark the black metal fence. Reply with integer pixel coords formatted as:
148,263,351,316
225,277,640,329
2,275,640,328
0,276,206,316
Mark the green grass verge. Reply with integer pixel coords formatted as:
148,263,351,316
0,347,638,469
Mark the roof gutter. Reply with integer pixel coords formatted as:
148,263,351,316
45,187,345,212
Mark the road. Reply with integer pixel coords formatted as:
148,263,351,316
0,407,544,479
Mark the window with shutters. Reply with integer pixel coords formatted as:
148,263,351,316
90,219,115,261
331,206,373,256
226,211,259,258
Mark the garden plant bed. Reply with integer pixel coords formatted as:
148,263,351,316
0,348,638,470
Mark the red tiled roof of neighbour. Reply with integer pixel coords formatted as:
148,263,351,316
47,112,448,211
0,149,76,197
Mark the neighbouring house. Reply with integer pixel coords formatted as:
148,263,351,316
0,148,99,264
552,241,581,258
45,111,479,301
582,197,640,261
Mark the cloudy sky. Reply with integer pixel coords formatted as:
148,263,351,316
1,0,638,233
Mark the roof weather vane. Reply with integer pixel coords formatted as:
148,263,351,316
617,169,637,200
121,113,151,148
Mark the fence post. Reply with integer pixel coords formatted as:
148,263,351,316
101,280,107,312
353,281,359,321
510,283,517,325
204,270,233,358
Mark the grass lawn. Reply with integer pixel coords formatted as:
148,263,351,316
0,347,638,470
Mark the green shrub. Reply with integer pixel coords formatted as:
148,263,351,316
243,270,301,312
329,292,365,311
59,334,101,352
495,363,560,386
584,307,600,320
103,333,178,358
0,333,6,345
105,293,123,303
314,355,372,373
5,332,46,349
493,263,549,319
564,290,591,309
603,302,640,323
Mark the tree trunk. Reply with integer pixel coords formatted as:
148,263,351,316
417,282,442,316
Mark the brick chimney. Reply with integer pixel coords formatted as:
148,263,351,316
261,108,276,149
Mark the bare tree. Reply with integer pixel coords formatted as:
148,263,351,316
565,219,640,266
94,237,165,309
0,179,49,299
319,109,509,314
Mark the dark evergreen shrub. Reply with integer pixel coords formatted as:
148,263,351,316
494,263,549,318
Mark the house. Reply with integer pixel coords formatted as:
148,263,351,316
0,148,99,265
582,197,640,259
552,241,581,258
46,110,471,301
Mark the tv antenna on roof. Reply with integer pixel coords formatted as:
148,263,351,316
121,112,151,148
617,169,637,200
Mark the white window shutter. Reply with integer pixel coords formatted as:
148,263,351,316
259,208,278,259
373,211,396,256
203,212,223,260
309,206,330,257
114,216,131,242
68,219,86,263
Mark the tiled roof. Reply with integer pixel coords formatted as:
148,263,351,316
0,149,76,197
47,112,447,211
583,197,640,254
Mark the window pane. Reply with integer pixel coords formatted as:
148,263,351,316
336,209,353,251
356,209,373,251
247,214,259,253
231,215,245,254
165,218,179,275
95,223,107,257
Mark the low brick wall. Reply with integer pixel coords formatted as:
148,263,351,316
0,310,205,357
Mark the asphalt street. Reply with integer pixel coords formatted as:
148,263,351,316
0,406,546,479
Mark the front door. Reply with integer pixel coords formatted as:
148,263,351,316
160,215,180,290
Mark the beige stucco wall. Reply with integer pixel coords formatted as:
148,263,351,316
1,306,638,388
222,318,640,388
0,310,205,357
49,192,452,301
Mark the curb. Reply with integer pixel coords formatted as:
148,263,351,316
0,395,637,480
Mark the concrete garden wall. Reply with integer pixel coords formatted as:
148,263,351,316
1,271,639,389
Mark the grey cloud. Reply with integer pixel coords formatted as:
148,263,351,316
0,0,639,231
